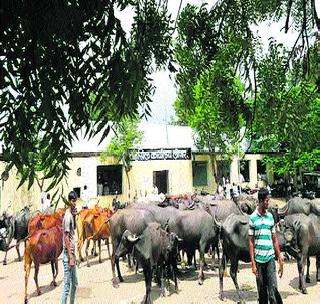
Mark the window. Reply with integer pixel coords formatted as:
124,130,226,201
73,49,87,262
153,170,168,194
239,160,250,182
192,161,208,187
97,165,122,195
73,187,81,198
257,160,267,181
76,168,81,176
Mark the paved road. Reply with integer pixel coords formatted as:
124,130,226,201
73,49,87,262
1,244,319,304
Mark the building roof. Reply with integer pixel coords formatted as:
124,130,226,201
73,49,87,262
71,122,197,153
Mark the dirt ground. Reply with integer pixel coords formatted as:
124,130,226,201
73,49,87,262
1,241,319,304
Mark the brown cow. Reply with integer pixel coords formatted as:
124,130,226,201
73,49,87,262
28,213,63,235
83,209,113,267
24,226,63,304
76,204,105,263
55,208,66,218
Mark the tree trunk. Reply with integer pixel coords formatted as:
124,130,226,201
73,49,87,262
125,169,131,200
210,153,218,191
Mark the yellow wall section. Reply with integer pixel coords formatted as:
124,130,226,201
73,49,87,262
0,153,271,212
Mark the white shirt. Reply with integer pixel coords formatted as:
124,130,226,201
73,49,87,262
232,185,239,197
82,189,89,208
225,183,232,199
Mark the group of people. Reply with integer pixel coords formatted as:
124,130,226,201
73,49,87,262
217,179,241,202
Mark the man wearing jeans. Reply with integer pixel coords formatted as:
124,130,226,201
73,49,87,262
61,191,78,304
249,188,284,304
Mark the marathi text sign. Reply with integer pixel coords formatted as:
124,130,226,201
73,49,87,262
130,148,191,161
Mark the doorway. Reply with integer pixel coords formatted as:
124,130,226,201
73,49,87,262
153,170,168,194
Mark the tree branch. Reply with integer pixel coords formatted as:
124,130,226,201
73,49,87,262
285,0,293,33
311,0,320,31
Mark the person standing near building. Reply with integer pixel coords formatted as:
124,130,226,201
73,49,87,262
217,183,224,199
225,179,232,200
61,191,78,304
249,188,284,304
81,185,89,209
232,183,239,204
44,193,51,210
40,191,47,212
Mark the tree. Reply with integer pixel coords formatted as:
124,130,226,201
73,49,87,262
252,42,320,175
100,116,143,199
174,1,319,185
0,1,172,191
175,40,247,181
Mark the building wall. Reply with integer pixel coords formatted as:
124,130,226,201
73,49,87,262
126,159,193,198
0,152,272,213
229,154,271,188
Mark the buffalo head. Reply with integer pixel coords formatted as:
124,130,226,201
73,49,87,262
115,230,140,259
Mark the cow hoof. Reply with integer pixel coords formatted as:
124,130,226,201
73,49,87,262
219,293,226,302
119,276,124,283
112,277,120,288
87,264,90,267
94,253,98,257
198,279,203,285
306,277,311,283
99,259,102,264
301,288,308,294
37,290,41,296
51,281,57,287
24,298,28,304
3,261,6,266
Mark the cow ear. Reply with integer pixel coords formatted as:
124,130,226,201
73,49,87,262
127,234,140,244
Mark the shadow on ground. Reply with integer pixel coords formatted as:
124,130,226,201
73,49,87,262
289,271,319,292
28,279,62,300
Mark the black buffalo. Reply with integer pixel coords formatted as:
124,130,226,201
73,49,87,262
278,197,320,217
0,212,12,252
169,208,220,284
2,207,35,265
109,208,155,286
134,203,220,284
218,213,285,303
115,222,180,304
284,213,320,294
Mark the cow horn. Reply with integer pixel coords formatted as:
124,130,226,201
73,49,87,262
127,234,140,243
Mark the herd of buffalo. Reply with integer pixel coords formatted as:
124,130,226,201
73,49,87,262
1,193,320,304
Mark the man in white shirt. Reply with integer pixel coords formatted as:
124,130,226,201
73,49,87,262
81,185,89,209
232,183,240,204
225,180,232,200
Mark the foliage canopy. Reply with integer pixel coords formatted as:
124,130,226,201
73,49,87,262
0,0,172,192
174,0,319,178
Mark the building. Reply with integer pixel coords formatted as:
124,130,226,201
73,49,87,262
0,123,271,212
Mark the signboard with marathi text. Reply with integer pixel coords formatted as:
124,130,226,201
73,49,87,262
129,148,191,161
